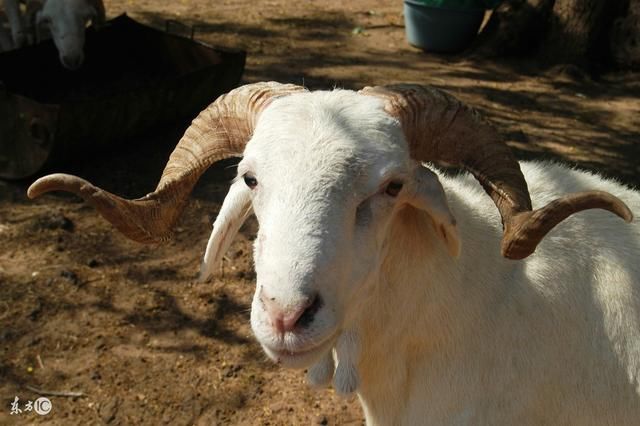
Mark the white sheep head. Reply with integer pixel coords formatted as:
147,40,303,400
200,89,459,368
27,82,633,371
31,0,105,70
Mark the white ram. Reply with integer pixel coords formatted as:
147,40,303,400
20,0,105,69
28,82,639,424
33,0,105,69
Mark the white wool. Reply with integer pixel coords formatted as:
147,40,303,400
201,88,640,424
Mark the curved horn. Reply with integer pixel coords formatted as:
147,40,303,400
28,82,306,243
361,84,633,259
505,191,632,259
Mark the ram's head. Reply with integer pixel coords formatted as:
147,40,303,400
31,0,105,70
28,82,631,368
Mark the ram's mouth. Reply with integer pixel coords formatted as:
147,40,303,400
263,333,338,369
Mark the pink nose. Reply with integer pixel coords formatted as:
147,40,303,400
259,289,318,334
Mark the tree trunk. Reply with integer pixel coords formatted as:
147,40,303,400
474,0,638,72
610,0,640,69
474,0,554,57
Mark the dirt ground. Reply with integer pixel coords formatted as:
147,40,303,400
1,0,639,425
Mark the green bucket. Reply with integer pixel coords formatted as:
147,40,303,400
404,0,497,52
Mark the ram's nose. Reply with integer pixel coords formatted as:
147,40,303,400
60,53,83,71
259,288,321,334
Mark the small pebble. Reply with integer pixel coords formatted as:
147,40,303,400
60,269,80,285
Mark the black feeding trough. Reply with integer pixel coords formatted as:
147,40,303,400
0,14,246,179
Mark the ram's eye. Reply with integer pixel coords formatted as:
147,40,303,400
243,174,258,189
385,181,403,197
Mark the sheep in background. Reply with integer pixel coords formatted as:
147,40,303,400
0,0,104,67
27,0,105,69
28,82,640,424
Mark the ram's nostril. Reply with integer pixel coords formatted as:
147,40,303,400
295,293,322,329
260,289,322,333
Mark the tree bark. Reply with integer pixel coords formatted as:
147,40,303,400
610,0,640,69
474,0,637,72
545,0,628,67
474,0,554,57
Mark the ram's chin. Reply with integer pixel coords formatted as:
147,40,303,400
261,336,336,369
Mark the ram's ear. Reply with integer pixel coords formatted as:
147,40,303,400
401,166,460,257
199,180,252,282
90,0,106,26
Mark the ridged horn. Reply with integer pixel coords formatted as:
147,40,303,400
27,82,306,243
360,84,633,259
505,191,632,258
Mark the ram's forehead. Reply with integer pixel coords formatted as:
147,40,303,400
245,89,409,184
42,0,86,13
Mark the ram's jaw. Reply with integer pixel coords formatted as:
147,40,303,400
260,333,339,370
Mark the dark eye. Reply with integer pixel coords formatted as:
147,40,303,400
385,181,403,197
243,173,258,189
